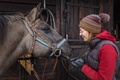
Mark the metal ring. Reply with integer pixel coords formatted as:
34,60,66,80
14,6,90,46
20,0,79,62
54,49,61,57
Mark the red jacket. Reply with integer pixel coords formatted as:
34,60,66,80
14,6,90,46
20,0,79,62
81,30,118,80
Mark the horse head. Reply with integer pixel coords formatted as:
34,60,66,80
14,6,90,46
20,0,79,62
0,3,72,77
24,3,72,58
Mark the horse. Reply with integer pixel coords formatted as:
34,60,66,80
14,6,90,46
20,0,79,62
0,3,72,78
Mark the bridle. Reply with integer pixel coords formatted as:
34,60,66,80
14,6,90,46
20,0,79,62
21,17,67,80
23,17,67,57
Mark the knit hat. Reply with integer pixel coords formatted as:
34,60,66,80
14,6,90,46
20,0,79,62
79,13,110,34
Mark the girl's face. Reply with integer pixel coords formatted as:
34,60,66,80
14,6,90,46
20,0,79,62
79,28,90,42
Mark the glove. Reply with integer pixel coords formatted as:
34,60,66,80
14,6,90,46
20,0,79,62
70,58,84,68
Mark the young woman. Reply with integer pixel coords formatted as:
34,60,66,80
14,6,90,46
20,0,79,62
70,13,120,80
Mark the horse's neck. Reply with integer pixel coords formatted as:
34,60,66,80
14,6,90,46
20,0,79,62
0,20,29,76
0,21,27,57
3,23,24,49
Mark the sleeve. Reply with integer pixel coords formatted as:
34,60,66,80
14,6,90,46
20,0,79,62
81,44,118,80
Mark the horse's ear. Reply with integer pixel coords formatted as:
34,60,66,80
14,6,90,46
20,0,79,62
37,3,41,11
25,3,41,24
25,7,37,23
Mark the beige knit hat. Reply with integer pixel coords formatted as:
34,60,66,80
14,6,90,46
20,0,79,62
79,13,110,34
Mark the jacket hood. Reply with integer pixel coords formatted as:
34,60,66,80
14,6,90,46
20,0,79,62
96,30,116,43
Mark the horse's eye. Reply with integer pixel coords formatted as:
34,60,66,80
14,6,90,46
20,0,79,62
42,26,51,33
44,27,50,30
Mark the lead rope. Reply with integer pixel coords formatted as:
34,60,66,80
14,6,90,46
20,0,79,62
52,57,58,72
41,58,59,80
42,59,48,80
61,61,78,80
32,68,40,80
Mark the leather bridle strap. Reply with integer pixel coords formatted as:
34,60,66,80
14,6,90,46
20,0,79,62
28,32,36,56
32,68,40,80
23,19,41,80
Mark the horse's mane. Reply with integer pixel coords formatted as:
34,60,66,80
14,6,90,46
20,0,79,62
0,12,24,44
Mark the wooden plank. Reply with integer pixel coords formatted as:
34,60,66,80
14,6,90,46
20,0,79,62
0,0,56,5
66,2,99,8
68,0,74,39
27,72,56,80
79,0,84,19
0,77,19,80
0,3,35,12
0,0,40,4
65,2,71,40
18,59,32,75
56,0,61,34
0,3,56,14
108,0,113,33
73,0,79,39
60,1,69,79
60,0,66,38
99,0,103,13
56,1,63,80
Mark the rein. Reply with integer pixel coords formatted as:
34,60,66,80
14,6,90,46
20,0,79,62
61,54,79,80
21,18,67,80
60,45,89,80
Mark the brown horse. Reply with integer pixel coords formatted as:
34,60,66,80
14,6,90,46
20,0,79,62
0,3,71,77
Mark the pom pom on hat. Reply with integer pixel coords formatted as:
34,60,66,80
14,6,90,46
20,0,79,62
79,13,110,34
99,13,110,23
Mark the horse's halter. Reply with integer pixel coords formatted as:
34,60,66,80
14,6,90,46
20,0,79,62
23,18,66,58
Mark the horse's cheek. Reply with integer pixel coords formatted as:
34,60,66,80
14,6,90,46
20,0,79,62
25,40,30,50
33,42,50,57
